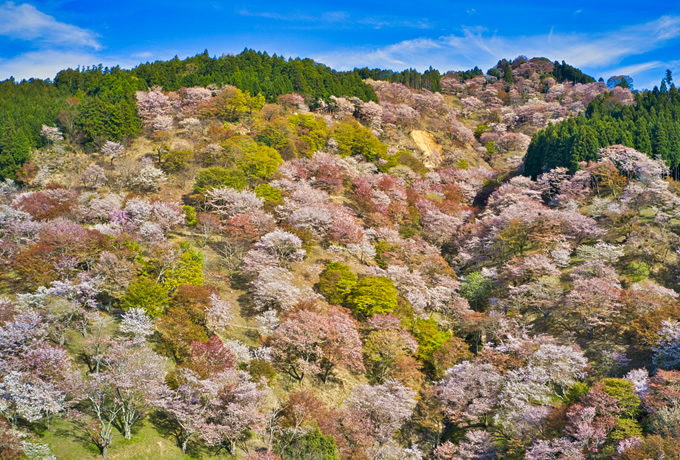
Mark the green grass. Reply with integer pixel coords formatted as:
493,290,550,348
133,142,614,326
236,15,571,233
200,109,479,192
41,418,231,460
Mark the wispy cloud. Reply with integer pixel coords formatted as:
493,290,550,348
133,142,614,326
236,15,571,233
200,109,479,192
132,51,153,59
317,15,680,75
237,8,430,29
604,59,680,90
0,49,98,80
0,1,100,49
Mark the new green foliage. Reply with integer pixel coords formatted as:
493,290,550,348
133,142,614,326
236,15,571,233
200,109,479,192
162,245,204,292
345,276,398,317
318,262,357,305
332,120,387,162
121,278,169,317
281,426,339,460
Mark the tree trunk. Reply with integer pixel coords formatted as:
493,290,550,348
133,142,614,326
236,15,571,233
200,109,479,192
181,438,188,454
102,445,108,460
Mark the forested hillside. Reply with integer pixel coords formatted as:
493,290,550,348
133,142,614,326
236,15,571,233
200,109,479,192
525,74,680,178
3,54,680,460
0,49,377,177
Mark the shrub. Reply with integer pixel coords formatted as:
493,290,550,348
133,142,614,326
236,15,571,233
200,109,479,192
281,426,339,460
183,205,197,227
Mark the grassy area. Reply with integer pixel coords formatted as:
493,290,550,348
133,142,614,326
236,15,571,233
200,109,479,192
40,418,231,460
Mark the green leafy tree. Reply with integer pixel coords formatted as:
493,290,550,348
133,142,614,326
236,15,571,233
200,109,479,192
318,262,357,305
121,278,169,317
194,167,248,194
345,276,398,317
601,378,641,419
459,271,492,311
626,261,650,282
202,86,248,121
0,120,30,179
163,246,204,292
332,120,387,161
240,142,283,179
412,317,451,362
635,122,652,154
502,60,514,84
281,426,339,460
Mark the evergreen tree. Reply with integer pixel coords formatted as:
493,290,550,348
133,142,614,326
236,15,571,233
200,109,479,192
502,60,514,84
653,121,670,159
636,122,652,154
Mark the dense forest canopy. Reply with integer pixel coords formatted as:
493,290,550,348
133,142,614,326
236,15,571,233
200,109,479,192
524,74,680,178
0,49,381,178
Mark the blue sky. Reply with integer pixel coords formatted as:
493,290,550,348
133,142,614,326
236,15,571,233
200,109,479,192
1,1,680,89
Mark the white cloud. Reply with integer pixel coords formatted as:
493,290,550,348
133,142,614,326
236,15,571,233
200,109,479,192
0,49,98,80
238,8,430,29
0,48,150,80
0,2,100,49
315,15,680,74
132,51,153,59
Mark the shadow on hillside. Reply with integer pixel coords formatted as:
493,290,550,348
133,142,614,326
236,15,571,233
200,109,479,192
148,411,211,458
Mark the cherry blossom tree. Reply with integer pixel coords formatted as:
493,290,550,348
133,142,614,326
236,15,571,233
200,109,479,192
653,320,680,370
0,370,66,428
342,379,417,454
136,88,173,122
250,267,302,312
437,361,503,427
101,141,124,165
81,164,108,189
154,369,212,453
206,187,263,219
524,437,585,460
133,160,167,192
41,125,63,144
205,292,234,333
197,368,271,455
563,273,622,339
253,230,306,265
86,341,166,441
119,308,154,341
270,306,364,383
433,430,497,460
